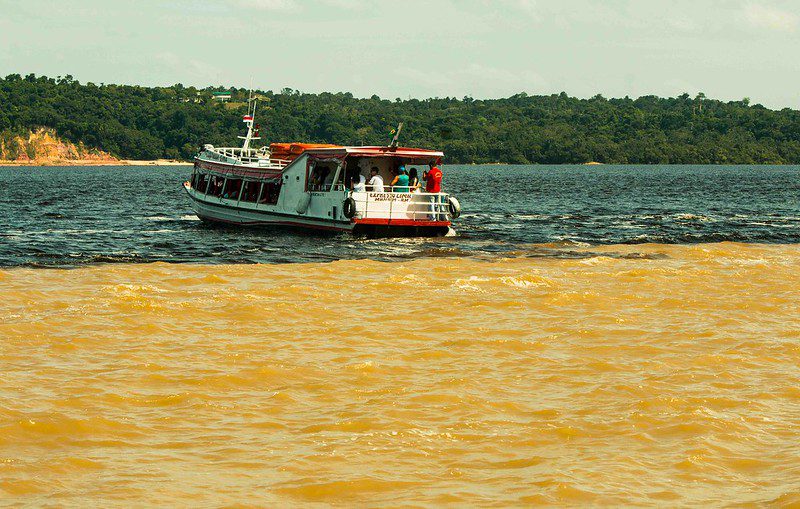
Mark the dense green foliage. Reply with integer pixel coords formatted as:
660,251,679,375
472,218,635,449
3,73,800,163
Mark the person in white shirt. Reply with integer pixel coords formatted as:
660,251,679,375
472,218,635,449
351,172,366,192
367,167,384,192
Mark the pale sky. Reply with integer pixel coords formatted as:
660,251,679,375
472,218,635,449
2,0,800,108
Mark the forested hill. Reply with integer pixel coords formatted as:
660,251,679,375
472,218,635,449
2,73,800,164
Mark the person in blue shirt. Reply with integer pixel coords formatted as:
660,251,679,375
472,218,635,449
390,165,410,192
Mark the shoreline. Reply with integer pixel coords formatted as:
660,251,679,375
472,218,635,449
0,159,192,167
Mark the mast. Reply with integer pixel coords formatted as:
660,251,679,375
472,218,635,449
238,84,260,151
389,122,403,149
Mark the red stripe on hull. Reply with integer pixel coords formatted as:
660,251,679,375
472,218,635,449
353,218,451,227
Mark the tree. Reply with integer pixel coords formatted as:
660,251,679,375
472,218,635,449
0,74,798,164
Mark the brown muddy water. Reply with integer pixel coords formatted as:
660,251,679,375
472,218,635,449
2,242,799,506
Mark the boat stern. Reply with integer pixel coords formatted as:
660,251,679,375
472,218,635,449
348,190,456,237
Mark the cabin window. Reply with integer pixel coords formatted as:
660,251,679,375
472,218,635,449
258,181,281,205
207,175,224,197
340,165,351,187
240,181,261,203
309,162,339,191
222,178,242,200
196,173,209,193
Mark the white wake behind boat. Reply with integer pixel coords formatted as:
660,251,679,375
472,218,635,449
183,102,460,236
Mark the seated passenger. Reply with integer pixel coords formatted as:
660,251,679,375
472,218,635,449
368,167,384,192
313,170,326,190
322,168,334,190
391,165,410,192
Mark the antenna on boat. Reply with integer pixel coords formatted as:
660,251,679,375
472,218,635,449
238,79,260,151
389,122,403,149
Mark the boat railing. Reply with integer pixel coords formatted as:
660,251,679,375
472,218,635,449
308,184,439,194
213,147,261,159
205,147,291,168
348,187,451,222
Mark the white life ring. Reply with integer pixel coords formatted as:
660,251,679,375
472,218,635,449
296,193,312,214
448,196,461,219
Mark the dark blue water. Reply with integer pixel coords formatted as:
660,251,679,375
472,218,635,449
1,164,799,267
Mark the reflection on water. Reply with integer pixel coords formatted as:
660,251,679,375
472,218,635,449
2,243,800,505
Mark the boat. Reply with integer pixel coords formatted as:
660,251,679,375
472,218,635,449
183,101,461,236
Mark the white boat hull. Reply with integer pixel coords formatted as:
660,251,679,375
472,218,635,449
185,144,455,237
186,189,353,232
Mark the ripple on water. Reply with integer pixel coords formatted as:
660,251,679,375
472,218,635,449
2,165,800,267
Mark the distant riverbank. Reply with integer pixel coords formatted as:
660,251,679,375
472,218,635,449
0,159,191,167
5,75,800,166
2,159,603,167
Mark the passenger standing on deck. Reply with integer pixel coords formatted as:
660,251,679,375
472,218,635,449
424,162,443,193
368,167,384,193
390,165,410,192
408,168,421,192
351,172,366,193
424,162,443,219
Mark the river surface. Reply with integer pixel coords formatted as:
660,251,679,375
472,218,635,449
1,164,799,266
1,165,800,506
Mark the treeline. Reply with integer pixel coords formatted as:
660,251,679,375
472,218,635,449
3,73,800,164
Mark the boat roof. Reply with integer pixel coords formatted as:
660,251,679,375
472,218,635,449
304,145,444,158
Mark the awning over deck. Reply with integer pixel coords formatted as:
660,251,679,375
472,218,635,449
269,143,342,162
304,146,444,159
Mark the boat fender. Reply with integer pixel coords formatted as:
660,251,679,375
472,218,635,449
343,197,356,219
296,193,312,214
448,196,461,219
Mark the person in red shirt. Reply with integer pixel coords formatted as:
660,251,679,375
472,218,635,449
424,162,442,193
423,162,444,219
